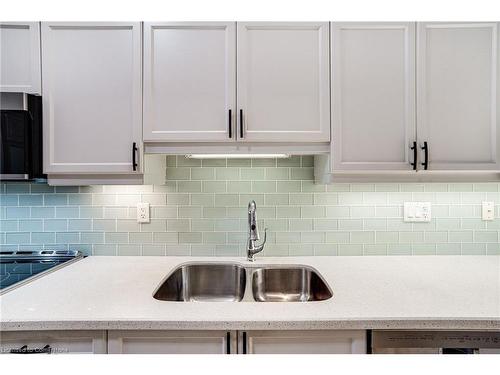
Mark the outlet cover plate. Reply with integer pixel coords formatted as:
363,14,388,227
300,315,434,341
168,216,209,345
404,202,431,222
136,203,150,223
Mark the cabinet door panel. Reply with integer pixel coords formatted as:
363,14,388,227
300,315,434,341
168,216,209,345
331,22,416,171
108,330,234,354
143,22,236,142
237,22,330,142
417,22,500,170
243,330,366,354
41,22,142,174
0,22,41,94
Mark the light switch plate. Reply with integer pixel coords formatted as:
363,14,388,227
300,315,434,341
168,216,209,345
404,202,431,222
136,203,150,223
482,201,495,221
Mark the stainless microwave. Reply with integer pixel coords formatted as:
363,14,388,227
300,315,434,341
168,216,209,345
0,94,44,181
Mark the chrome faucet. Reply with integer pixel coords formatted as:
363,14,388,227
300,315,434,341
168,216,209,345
247,200,267,261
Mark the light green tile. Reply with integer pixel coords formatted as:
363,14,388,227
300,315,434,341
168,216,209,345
265,168,289,180
227,181,251,193
262,243,289,256
364,219,387,230
203,207,226,218
179,232,202,243
313,219,337,231
264,194,289,206
313,193,338,205
289,193,313,205
142,219,167,232
387,244,412,255
289,244,314,256
363,244,387,256
473,183,498,192
153,232,178,243
239,194,264,206
449,206,474,217
129,232,152,244
338,244,363,256
166,155,177,167
400,183,424,192
203,232,226,244
215,194,239,206
326,206,350,218
276,181,301,193
399,231,424,243
326,231,350,243
351,231,375,244
166,244,191,256
338,192,363,204
486,244,500,255
461,243,486,255
251,158,276,167
191,245,215,256
464,218,486,230
117,219,140,232
461,192,487,204
327,184,350,192
375,231,399,244
226,232,246,244
313,244,338,256
436,243,461,255
93,219,116,231
253,181,277,193
191,168,215,180
449,230,473,242
202,181,226,193
412,244,436,255
290,167,313,180
178,206,202,218
191,219,214,231
436,218,461,230
166,193,189,205
424,231,448,243
376,184,400,192
166,167,191,180
241,168,265,180
117,244,141,256
167,219,190,231
386,192,412,205
363,192,387,205
104,207,128,219
264,219,289,231
214,219,240,231
93,245,117,256
289,218,312,231
338,219,363,230
216,167,240,180
423,183,448,192
275,232,300,243
105,232,128,244
301,232,324,243
152,207,178,218
474,231,498,242
301,206,325,218
177,181,202,193
142,244,167,256
435,192,460,204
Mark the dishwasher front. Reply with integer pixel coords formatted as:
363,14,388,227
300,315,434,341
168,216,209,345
371,330,500,354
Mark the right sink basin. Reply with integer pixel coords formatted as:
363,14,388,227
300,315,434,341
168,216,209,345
252,266,333,302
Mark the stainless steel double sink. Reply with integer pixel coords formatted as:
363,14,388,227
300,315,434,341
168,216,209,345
153,263,332,302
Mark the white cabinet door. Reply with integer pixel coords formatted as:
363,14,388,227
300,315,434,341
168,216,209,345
0,22,41,94
143,22,236,142
41,22,142,174
417,22,500,170
242,330,366,354
237,22,330,142
108,330,236,354
331,22,416,171
0,330,107,354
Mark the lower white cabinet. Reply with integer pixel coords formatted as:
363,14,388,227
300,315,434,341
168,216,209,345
240,330,367,354
0,330,107,354
107,330,237,354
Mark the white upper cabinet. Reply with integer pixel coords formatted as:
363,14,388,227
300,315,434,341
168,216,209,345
0,22,41,94
237,22,330,142
417,22,500,170
331,22,416,171
41,22,142,174
143,22,236,142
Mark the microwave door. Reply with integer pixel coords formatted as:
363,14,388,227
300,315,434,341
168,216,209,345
0,110,31,180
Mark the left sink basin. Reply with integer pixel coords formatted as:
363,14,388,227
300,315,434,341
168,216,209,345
153,263,246,302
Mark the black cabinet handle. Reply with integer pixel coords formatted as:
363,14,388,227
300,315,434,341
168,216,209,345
242,331,247,354
410,141,417,170
239,109,244,139
132,142,138,171
421,141,429,170
10,344,52,354
228,109,232,138
226,332,231,354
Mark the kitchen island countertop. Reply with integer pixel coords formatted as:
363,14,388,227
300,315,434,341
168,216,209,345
1,255,499,331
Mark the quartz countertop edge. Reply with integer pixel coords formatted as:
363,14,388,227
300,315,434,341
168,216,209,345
1,256,499,331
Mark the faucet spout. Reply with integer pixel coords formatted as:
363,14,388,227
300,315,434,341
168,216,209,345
247,200,267,261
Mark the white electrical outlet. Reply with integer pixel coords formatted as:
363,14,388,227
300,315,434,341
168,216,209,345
482,201,495,221
404,202,431,222
136,203,150,223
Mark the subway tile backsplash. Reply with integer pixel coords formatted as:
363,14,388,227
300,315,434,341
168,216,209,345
1,155,500,256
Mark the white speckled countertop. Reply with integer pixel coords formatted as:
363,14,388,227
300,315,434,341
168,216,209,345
1,256,499,331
